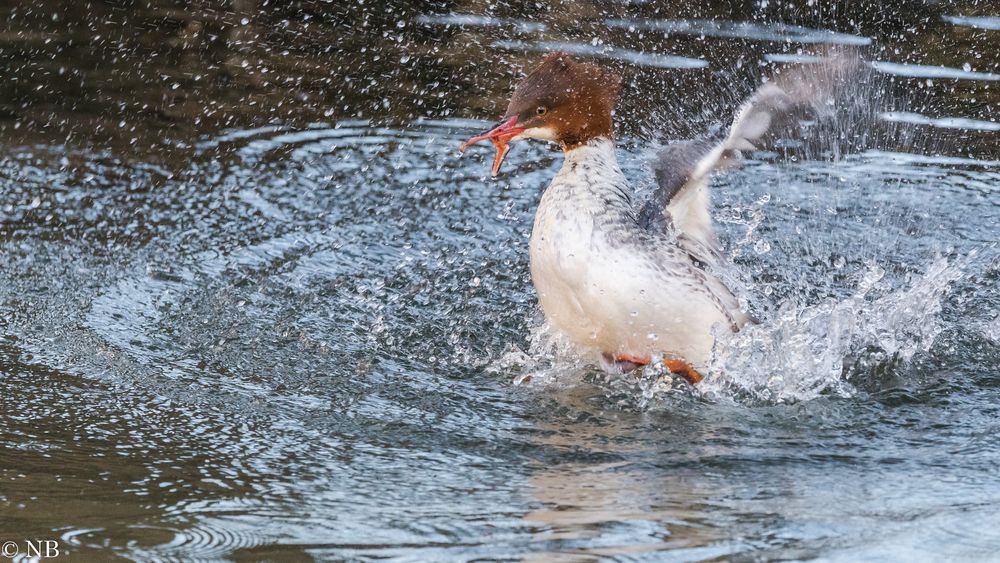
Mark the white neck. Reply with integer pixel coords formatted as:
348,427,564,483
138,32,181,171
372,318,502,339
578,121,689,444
561,137,619,168
542,137,633,214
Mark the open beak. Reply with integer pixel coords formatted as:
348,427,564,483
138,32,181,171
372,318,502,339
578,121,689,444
459,116,525,177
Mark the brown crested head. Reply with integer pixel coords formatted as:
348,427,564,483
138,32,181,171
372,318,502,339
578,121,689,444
460,52,622,176
505,52,621,147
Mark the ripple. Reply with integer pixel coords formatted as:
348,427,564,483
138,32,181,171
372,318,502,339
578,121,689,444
74,119,544,417
858,149,1000,168
213,121,471,164
416,13,547,33
494,40,708,69
194,124,295,151
823,500,1000,561
606,19,871,45
145,517,269,561
763,53,825,64
985,316,1000,342
943,15,1000,31
870,61,1000,81
879,111,1000,132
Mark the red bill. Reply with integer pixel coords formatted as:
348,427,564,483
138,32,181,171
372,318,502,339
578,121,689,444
459,116,525,177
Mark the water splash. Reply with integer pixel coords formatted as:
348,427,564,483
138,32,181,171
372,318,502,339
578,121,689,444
703,256,965,404
507,254,968,408
986,316,1000,344
497,322,696,411
491,321,591,388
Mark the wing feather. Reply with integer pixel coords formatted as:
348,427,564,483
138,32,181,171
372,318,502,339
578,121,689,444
638,51,863,255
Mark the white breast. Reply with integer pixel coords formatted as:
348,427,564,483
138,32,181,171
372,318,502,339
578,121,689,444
528,139,740,369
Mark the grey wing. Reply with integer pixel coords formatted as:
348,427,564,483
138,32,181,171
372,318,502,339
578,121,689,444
636,134,725,234
637,83,793,255
635,84,805,326
638,49,864,254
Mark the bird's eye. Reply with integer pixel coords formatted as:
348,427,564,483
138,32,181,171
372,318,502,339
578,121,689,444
536,106,547,115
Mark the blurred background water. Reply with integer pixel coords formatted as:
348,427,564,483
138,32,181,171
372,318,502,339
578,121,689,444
1,0,999,560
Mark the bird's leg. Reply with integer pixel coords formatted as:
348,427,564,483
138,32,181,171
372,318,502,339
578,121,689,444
601,352,703,385
663,358,703,385
601,352,649,374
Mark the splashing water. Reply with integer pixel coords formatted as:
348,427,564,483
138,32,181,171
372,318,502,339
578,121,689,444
505,254,968,407
496,322,695,410
704,256,965,403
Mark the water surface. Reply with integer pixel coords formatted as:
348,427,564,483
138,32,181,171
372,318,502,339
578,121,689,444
1,1,999,560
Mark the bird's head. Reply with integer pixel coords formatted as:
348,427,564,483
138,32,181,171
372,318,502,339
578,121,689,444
460,52,622,176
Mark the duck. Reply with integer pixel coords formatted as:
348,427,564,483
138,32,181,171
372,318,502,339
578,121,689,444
461,51,845,384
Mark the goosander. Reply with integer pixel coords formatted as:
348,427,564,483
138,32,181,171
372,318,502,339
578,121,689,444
462,51,847,383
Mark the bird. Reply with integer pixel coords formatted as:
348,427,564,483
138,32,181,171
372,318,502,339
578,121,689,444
460,51,851,384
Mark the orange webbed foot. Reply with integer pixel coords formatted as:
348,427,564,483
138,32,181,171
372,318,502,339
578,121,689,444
613,353,651,365
603,353,702,385
602,352,649,374
663,359,703,385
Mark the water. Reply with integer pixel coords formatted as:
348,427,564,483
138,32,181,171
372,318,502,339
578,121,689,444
1,1,999,560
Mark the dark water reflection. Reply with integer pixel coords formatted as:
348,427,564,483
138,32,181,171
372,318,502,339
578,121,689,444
1,0,999,560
